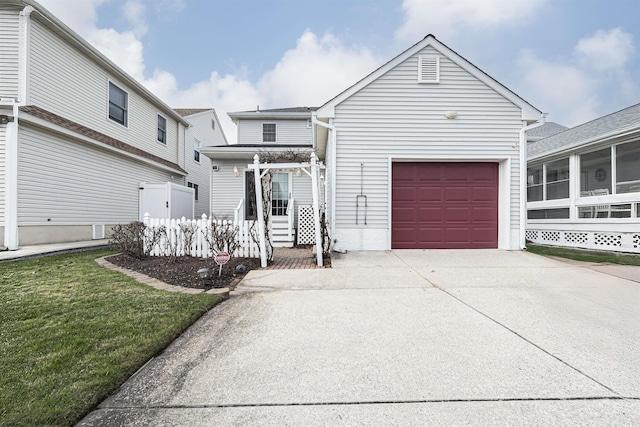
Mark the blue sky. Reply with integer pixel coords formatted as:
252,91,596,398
40,0,640,143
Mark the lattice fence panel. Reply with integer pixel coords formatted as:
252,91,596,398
633,234,640,249
297,205,315,244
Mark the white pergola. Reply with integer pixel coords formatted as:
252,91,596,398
248,152,325,268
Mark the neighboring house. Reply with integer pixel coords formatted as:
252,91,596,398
204,34,544,252
527,122,567,143
200,107,318,247
0,1,210,249
526,103,640,254
174,108,229,217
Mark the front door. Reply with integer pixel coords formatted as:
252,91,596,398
271,172,291,217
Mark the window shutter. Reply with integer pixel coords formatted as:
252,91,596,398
418,56,440,83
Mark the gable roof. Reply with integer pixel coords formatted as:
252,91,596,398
228,107,317,121
528,103,640,159
315,34,542,122
527,122,568,141
174,108,213,117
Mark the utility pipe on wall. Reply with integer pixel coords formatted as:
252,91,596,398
518,113,547,249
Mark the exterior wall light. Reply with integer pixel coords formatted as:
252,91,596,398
444,111,458,119
233,166,239,176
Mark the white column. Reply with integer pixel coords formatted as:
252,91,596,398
4,105,19,249
253,155,268,267
310,153,323,267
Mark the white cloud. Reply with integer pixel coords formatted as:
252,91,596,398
518,50,599,126
396,0,547,43
575,28,635,71
122,0,148,38
257,30,381,107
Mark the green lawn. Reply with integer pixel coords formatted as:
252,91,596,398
0,249,222,427
527,243,640,266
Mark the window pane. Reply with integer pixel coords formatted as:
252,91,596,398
546,158,569,200
527,208,569,219
108,83,127,126
194,139,200,161
263,123,276,142
616,140,640,194
527,165,543,202
580,148,611,194
578,204,632,219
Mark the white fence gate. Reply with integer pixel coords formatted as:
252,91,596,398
143,213,259,258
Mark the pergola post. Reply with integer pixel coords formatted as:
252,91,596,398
252,154,268,268
310,153,323,267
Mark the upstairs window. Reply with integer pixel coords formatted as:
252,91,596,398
418,56,440,83
194,139,201,162
108,82,128,126
263,123,276,142
157,114,167,144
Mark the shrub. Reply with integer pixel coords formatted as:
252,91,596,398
109,221,160,258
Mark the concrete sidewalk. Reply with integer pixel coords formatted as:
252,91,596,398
0,239,109,261
79,249,640,426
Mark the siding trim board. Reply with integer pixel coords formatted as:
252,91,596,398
19,105,186,174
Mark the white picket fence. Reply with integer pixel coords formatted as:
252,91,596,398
142,213,260,258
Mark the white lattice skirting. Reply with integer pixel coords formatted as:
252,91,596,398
526,229,640,254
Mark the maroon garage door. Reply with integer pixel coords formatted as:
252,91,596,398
392,162,499,249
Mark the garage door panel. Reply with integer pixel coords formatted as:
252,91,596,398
392,162,498,249
417,186,443,202
444,186,471,202
393,187,417,203
443,207,470,222
417,207,443,222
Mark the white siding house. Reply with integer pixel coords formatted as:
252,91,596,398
175,109,229,217
526,103,640,254
201,108,319,247
314,35,543,251
0,1,211,248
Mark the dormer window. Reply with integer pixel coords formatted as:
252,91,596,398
263,123,276,142
418,56,440,84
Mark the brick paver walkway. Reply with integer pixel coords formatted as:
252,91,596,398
264,246,325,269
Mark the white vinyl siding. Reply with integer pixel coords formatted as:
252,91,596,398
0,9,20,99
210,161,245,218
17,126,179,224
332,45,522,231
27,19,180,165
182,112,219,217
237,119,312,145
0,125,5,223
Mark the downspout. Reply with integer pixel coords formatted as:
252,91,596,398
518,113,547,250
312,113,336,239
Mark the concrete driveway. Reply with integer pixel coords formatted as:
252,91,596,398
79,250,640,426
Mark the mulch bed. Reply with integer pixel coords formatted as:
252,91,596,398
106,254,261,290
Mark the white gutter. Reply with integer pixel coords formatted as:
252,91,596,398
312,113,337,238
519,113,547,249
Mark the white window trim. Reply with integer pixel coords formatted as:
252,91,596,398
107,80,129,128
418,55,440,84
194,138,201,163
157,113,167,145
262,123,277,143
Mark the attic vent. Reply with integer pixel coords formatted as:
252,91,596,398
418,55,440,83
